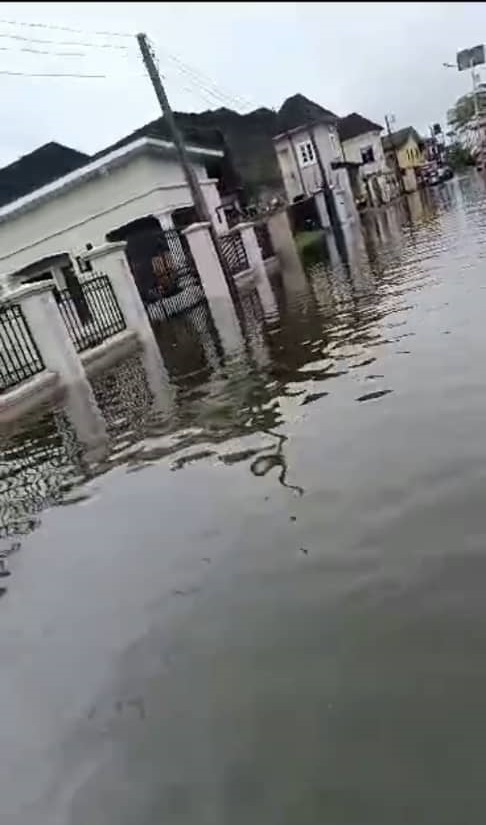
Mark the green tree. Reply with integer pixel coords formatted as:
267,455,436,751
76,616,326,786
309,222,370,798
446,142,474,169
448,93,475,128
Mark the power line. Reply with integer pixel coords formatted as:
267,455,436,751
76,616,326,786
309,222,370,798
0,18,131,37
0,69,106,78
156,44,255,111
0,31,129,49
0,44,85,57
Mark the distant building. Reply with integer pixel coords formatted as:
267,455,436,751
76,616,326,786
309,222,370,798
382,127,425,192
273,93,357,226
338,112,397,206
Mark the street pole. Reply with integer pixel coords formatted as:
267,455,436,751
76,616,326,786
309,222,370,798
385,114,405,195
136,32,239,303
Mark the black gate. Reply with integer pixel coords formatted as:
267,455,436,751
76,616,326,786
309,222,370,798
125,227,205,322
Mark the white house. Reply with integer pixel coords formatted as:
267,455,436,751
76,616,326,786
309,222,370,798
338,112,396,206
273,94,357,226
0,136,227,289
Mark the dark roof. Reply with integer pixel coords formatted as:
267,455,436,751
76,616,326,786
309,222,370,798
93,114,226,160
0,142,89,208
338,112,383,141
382,126,422,151
275,93,337,134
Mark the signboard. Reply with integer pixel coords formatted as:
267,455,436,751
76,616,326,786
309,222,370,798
457,44,485,71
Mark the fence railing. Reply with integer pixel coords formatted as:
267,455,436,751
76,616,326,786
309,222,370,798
0,304,45,393
254,222,275,260
219,231,249,277
57,275,126,353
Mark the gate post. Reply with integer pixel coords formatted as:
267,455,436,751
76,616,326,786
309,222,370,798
183,222,244,355
4,281,88,387
182,222,233,301
81,242,155,346
233,222,278,316
81,242,171,396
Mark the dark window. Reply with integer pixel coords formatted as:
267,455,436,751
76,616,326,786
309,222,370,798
361,146,375,164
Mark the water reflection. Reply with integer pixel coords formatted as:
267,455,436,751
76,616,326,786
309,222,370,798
0,183,478,556
6,178,486,824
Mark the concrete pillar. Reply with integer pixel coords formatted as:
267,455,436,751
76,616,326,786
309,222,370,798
5,281,87,386
314,190,331,229
81,242,156,347
234,222,278,317
183,223,244,356
82,242,171,396
183,222,232,301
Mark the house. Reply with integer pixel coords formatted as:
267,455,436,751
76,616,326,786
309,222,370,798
273,93,357,226
0,135,227,292
382,127,425,192
338,112,397,206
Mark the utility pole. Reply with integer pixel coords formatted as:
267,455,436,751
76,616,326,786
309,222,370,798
385,114,405,195
136,32,239,302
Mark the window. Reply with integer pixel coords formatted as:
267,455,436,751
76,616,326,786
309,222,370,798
360,145,375,164
329,131,337,154
297,140,315,167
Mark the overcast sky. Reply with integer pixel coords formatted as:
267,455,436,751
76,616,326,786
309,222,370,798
0,2,483,166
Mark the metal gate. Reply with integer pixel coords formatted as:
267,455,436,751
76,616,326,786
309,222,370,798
126,228,205,323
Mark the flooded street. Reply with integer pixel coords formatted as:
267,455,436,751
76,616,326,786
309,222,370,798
3,176,486,823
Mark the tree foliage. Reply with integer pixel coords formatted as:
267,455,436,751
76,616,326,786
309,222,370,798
448,93,476,128
446,142,474,169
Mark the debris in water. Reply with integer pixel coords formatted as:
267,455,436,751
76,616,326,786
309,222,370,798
356,389,393,402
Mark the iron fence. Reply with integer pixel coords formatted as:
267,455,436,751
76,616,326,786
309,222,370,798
0,304,44,393
164,228,197,279
58,275,125,352
254,222,275,260
219,231,249,276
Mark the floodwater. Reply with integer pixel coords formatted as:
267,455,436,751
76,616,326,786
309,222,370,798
2,177,486,824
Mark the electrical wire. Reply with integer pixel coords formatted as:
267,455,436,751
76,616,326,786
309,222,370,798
154,42,256,111
0,44,85,57
0,32,128,49
0,69,106,78
0,18,131,37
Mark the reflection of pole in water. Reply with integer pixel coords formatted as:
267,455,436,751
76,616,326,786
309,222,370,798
250,429,304,495
138,337,175,415
208,296,246,357
63,379,107,464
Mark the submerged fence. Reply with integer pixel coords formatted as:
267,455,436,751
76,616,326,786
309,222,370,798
0,304,45,394
57,275,125,353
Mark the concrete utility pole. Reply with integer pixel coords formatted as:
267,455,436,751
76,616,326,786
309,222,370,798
136,32,238,302
136,32,210,223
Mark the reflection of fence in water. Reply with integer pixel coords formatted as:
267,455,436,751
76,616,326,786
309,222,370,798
89,350,153,445
0,407,81,542
0,304,45,393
